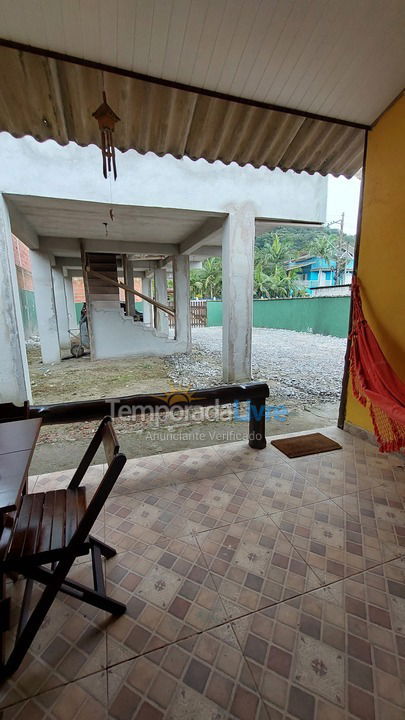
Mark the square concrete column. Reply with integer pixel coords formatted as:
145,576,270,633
154,268,169,336
142,277,153,326
31,250,61,364
0,195,32,403
173,255,191,349
123,255,136,317
222,208,255,382
52,265,70,351
64,274,76,329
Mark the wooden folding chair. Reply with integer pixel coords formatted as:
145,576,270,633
0,416,127,680
0,401,30,423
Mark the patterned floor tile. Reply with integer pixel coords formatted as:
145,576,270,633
271,498,398,585
104,533,227,666
105,473,266,543
284,451,392,498
0,562,107,709
195,516,321,620
236,463,329,514
1,670,108,719
231,557,405,720
33,463,105,494
112,446,234,496
108,623,270,720
213,439,286,472
333,485,405,560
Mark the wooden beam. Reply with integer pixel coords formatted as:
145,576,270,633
86,267,175,316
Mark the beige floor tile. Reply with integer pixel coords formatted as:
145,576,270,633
1,670,108,718
107,624,269,720
270,498,401,585
104,532,227,666
231,557,405,720
196,515,322,620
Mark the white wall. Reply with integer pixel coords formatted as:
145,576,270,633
0,133,327,223
91,308,187,359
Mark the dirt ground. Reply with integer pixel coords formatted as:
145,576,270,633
28,345,172,403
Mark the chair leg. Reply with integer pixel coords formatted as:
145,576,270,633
89,535,117,559
29,566,126,616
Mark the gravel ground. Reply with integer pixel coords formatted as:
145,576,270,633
166,327,347,407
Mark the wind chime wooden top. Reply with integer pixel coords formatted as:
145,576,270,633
92,91,120,180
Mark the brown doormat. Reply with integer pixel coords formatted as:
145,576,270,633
271,432,342,458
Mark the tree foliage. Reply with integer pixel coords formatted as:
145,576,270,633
189,225,355,299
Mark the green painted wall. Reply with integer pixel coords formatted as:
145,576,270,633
75,302,84,323
207,297,350,338
19,289,38,339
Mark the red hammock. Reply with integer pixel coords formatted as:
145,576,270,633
349,276,405,452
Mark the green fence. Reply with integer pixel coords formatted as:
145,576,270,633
19,289,38,339
207,296,350,338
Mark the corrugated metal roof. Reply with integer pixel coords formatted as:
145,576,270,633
0,45,366,178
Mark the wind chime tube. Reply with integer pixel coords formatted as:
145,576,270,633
92,92,120,180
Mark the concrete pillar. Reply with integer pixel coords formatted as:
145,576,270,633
31,250,61,364
142,277,153,326
222,207,255,382
0,196,32,403
52,265,70,350
173,255,191,349
154,268,169,336
64,274,76,329
123,255,136,317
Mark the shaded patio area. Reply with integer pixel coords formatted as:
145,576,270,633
2,426,405,718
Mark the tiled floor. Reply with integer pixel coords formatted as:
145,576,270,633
1,426,405,719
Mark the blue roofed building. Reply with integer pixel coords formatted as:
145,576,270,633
286,252,354,295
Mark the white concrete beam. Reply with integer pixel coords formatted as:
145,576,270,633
222,207,255,383
6,197,39,249
39,237,179,257
154,268,169,337
52,265,71,350
173,256,191,350
31,250,61,364
123,255,136,318
179,218,223,255
64,275,77,330
0,195,32,403
192,245,222,258
142,277,153,327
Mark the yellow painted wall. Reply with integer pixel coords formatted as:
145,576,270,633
345,95,405,431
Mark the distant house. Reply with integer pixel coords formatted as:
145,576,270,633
285,252,354,295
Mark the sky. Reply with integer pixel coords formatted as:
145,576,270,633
326,175,361,235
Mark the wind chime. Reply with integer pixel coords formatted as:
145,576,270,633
92,91,120,180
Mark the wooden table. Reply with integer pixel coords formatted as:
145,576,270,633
0,419,42,534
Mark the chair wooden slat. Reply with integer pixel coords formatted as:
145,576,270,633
37,491,55,554
22,493,44,557
102,423,119,465
50,490,66,551
8,495,34,558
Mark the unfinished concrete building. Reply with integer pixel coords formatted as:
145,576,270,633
0,133,327,402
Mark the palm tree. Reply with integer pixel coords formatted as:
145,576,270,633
267,267,290,298
309,234,334,263
256,233,294,273
253,262,271,297
190,268,203,298
199,257,222,298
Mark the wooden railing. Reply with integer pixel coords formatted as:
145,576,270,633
4,382,270,449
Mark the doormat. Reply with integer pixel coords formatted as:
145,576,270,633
271,432,342,458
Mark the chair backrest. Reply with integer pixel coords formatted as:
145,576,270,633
54,421,126,579
68,416,120,488
0,401,30,423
